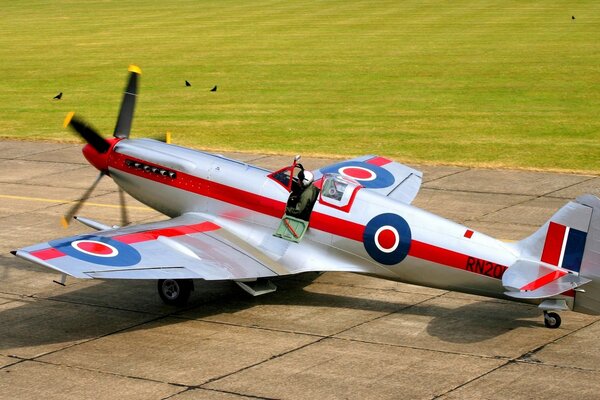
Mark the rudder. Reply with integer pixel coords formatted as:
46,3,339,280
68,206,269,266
514,196,594,272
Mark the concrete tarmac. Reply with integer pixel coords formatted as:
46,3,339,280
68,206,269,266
1,140,600,399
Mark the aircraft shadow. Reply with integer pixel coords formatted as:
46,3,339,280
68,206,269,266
0,270,543,356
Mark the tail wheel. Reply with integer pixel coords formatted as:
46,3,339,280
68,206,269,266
544,311,561,329
158,279,193,306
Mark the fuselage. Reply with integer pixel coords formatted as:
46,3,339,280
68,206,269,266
94,138,533,302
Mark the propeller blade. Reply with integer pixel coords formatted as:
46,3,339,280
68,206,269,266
61,172,104,228
64,112,110,153
118,187,130,227
113,64,142,139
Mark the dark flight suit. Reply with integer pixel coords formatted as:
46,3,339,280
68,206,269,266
286,184,319,221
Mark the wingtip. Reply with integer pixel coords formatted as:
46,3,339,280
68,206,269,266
63,111,75,128
128,64,142,75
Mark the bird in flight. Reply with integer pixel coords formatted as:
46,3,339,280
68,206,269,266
210,85,217,92
53,92,63,100
185,80,192,87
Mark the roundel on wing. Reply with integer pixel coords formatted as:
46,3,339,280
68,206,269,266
320,161,395,189
363,213,411,265
49,235,141,267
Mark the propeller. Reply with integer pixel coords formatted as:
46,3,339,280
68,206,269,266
61,172,105,228
113,64,141,139
60,173,131,228
63,112,110,153
60,65,142,227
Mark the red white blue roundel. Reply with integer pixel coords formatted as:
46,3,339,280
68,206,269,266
320,161,395,189
363,213,411,265
49,235,141,267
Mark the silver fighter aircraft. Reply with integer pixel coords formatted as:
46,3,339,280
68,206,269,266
13,66,600,329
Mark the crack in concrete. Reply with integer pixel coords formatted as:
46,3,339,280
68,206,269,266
472,176,599,224
28,357,184,389
431,318,600,399
516,318,600,365
164,387,281,400
542,176,599,198
195,290,450,396
0,145,77,161
431,359,514,399
421,168,471,185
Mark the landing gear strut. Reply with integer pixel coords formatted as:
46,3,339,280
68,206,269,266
543,311,561,329
157,279,193,306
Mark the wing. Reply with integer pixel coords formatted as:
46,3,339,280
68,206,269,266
13,214,280,280
315,155,422,204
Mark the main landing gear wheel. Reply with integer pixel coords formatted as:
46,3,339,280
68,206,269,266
158,279,193,306
543,311,561,329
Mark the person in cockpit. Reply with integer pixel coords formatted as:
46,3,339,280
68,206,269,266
286,169,319,221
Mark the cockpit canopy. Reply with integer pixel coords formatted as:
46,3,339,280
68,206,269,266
268,162,308,193
319,173,361,211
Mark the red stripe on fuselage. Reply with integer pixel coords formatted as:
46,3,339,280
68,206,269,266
310,212,365,242
110,152,285,219
409,240,508,279
409,240,467,269
31,247,65,260
541,222,566,266
109,152,507,279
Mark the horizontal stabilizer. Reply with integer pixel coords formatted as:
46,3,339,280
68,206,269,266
503,259,591,299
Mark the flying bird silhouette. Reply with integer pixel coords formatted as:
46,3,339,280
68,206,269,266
53,92,63,100
185,80,191,87
572,16,576,20
210,85,217,92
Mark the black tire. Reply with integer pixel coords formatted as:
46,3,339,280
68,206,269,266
157,279,193,306
544,311,561,329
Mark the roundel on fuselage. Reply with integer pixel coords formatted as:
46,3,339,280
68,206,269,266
363,213,411,265
319,161,395,189
49,235,141,267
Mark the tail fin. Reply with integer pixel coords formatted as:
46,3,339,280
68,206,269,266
513,195,595,272
503,195,600,302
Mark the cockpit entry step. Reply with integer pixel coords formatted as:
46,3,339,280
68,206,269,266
274,215,309,243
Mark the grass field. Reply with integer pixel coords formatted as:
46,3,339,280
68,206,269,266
1,1,599,173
